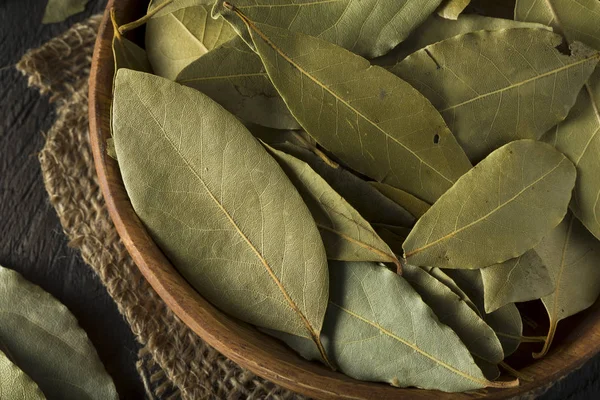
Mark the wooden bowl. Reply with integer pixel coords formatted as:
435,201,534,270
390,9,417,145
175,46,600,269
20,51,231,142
89,1,600,398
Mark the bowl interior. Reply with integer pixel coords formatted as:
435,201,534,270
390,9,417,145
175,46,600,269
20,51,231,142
88,1,600,398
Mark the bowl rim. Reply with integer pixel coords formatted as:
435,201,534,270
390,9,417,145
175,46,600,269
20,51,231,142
88,1,600,398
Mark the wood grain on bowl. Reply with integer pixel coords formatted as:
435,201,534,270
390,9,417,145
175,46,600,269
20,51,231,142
88,1,600,398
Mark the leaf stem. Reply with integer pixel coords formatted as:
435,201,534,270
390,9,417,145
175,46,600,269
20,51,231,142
118,0,175,34
499,362,533,382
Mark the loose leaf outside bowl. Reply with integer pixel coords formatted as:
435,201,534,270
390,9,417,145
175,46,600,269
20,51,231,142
0,266,117,400
0,349,45,400
403,140,577,269
111,69,331,362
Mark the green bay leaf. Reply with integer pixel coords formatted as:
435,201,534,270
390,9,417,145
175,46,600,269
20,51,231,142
444,269,524,357
264,145,400,269
213,0,443,59
0,266,117,400
369,182,431,219
480,250,555,314
402,264,504,367
391,28,599,162
403,140,576,269
146,2,236,79
232,13,472,204
42,0,88,24
437,0,471,20
112,69,330,362
111,10,152,72
373,14,551,66
533,213,600,358
516,1,600,241
515,0,600,51
0,350,45,400
270,261,513,392
176,36,300,129
272,143,415,227
543,70,600,240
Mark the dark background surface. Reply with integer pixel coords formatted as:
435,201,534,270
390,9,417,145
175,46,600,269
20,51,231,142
0,0,598,399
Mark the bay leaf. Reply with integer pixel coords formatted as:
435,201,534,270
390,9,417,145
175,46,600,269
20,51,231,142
423,266,479,314
42,0,88,24
402,264,505,367
264,145,401,269
213,0,444,59
516,1,600,241
269,261,515,392
176,36,300,129
0,350,45,400
369,182,431,219
515,0,600,51
543,70,600,241
146,1,237,80
444,269,524,357
228,10,473,204
480,250,555,313
373,14,551,66
0,266,117,400
247,126,316,151
533,213,600,358
374,227,409,262
390,28,599,162
111,10,152,72
403,140,576,269
272,143,415,227
112,69,331,362
437,0,471,20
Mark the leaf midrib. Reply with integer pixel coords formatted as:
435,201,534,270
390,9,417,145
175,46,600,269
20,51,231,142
241,15,456,185
128,83,322,343
406,157,568,258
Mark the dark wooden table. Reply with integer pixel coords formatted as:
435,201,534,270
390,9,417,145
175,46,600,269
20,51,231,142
1,1,599,399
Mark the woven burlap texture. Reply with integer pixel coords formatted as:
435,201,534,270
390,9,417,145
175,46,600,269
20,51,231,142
16,15,303,400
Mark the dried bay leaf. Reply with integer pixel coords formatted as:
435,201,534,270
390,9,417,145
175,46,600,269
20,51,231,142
369,182,431,219
264,145,401,269
533,213,600,358
391,28,599,162
112,69,331,362
373,14,551,66
480,250,555,314
444,269,524,357
146,1,236,79
272,143,415,227
110,10,152,72
268,261,514,392
516,1,600,241
403,140,576,269
213,0,444,59
0,350,45,400
515,0,600,51
423,266,480,314
0,266,117,400
229,10,472,204
543,70,600,240
437,0,471,20
42,0,88,24
177,37,300,129
402,264,505,367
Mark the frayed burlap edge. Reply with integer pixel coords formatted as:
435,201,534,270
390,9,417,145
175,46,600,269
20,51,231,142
16,15,303,400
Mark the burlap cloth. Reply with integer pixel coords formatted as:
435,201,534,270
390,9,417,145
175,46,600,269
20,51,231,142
16,15,303,400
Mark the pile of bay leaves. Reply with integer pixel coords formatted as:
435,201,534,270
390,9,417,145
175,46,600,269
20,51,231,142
109,0,600,393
